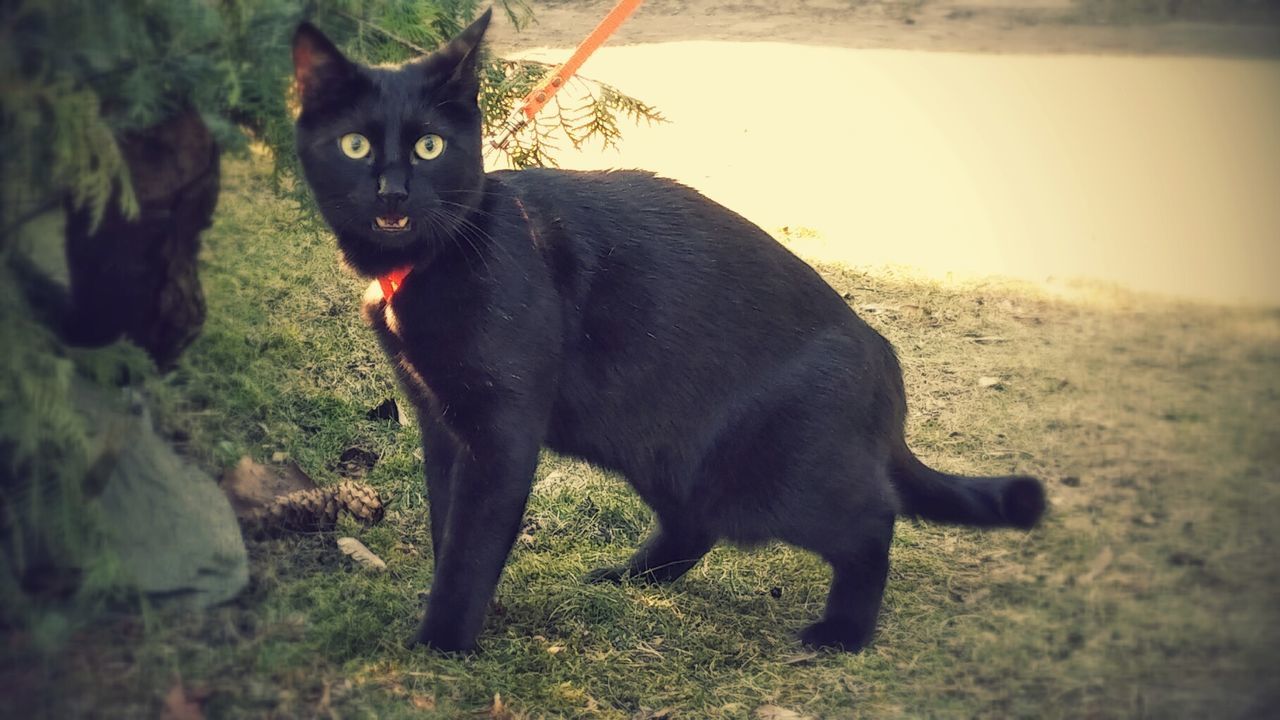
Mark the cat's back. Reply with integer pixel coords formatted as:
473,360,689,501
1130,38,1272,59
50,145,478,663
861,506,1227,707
491,168,845,315
493,167,749,249
490,167,877,361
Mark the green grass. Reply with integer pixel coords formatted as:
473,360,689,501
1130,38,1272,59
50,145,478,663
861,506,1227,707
4,156,1278,718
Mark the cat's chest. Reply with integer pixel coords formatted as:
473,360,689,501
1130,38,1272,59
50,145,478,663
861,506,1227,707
355,261,563,422
360,279,406,337
358,277,495,398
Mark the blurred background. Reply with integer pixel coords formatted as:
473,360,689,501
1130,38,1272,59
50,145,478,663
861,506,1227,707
2,0,1278,717
484,0,1280,305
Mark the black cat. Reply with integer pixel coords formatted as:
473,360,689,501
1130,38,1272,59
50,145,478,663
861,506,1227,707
291,9,1045,654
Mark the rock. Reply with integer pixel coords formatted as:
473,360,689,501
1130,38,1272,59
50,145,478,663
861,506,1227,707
80,381,248,608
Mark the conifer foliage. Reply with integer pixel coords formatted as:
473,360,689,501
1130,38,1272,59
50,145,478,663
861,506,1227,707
0,0,658,634
0,0,661,241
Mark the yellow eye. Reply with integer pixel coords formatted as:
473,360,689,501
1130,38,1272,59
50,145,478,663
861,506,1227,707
339,133,370,159
414,134,445,161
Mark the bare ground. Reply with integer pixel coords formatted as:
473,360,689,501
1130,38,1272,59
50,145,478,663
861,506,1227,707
489,0,1280,58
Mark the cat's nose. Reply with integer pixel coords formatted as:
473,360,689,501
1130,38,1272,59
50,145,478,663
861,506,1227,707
377,171,409,205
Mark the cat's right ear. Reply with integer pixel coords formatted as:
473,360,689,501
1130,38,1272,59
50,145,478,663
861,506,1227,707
292,23,356,112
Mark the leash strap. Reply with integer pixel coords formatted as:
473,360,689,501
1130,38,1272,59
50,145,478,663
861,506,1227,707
489,0,645,152
381,1,642,299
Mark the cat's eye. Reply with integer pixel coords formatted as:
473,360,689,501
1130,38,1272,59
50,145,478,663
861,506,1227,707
339,133,371,160
414,134,445,161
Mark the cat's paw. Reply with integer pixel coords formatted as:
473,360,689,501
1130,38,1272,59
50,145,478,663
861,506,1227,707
411,623,476,655
798,619,873,653
584,566,628,584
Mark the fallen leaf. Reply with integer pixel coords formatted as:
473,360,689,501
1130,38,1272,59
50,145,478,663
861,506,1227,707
316,680,332,718
547,645,564,654
633,708,676,719
858,303,901,314
220,456,317,519
337,537,387,572
281,461,316,488
1078,546,1113,586
411,694,436,710
160,681,206,720
781,651,820,665
755,705,814,720
366,398,402,423
333,447,379,478
1168,551,1204,567
490,692,516,719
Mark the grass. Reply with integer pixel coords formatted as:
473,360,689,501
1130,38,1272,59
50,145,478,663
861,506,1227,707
4,156,1278,718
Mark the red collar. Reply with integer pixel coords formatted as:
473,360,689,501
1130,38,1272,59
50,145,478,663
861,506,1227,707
378,266,411,302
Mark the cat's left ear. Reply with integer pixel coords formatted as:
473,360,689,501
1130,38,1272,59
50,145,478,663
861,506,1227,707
434,8,492,98
293,22,358,112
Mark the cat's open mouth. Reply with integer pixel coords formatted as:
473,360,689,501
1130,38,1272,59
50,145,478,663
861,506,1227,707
374,215,411,232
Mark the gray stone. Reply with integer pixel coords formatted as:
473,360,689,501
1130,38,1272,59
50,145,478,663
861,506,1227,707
79,381,248,608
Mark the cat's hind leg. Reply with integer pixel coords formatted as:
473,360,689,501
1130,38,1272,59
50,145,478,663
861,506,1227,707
586,512,715,585
795,509,894,652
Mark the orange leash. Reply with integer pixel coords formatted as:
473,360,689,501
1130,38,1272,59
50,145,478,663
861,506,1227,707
489,0,645,152
380,1,643,301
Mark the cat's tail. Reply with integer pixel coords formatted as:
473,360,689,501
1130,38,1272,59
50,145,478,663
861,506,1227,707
888,444,1045,529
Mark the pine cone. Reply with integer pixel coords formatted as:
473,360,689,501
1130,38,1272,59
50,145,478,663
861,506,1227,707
333,480,385,525
259,487,339,533
244,481,384,536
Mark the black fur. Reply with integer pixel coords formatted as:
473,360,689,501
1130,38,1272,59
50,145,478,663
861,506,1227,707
292,10,1046,655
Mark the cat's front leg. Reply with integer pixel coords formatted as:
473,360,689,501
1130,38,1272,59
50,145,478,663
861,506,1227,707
413,430,541,654
420,418,458,568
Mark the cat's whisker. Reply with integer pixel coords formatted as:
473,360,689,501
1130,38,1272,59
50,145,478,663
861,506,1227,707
432,209,498,277
454,214,524,275
435,198,499,221
424,209,484,277
435,199,526,269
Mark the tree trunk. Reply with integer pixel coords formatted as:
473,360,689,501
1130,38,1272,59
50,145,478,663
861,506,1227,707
62,107,219,369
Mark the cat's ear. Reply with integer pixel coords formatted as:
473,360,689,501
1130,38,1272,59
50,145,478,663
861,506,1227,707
292,23,357,111
434,8,492,98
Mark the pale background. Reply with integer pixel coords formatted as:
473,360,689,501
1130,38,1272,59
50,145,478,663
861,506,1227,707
487,0,1280,306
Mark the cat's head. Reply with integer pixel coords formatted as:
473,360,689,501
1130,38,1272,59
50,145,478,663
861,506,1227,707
291,10,491,277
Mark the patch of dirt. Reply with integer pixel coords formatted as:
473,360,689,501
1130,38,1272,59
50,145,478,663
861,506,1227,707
490,0,1280,58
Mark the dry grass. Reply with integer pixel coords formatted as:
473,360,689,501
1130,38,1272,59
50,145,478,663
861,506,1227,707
3,157,1277,718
